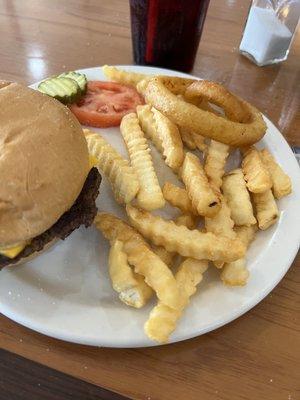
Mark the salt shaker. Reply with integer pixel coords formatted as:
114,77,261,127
239,0,300,66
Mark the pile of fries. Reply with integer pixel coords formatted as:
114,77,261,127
85,66,292,344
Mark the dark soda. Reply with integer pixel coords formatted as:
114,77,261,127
129,0,210,72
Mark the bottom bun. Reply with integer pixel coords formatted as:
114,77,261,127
5,239,58,268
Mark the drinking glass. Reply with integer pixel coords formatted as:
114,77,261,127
129,0,210,72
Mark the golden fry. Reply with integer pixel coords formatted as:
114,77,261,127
123,240,183,310
107,212,197,310
234,225,257,247
137,105,184,171
163,182,198,215
221,225,257,286
205,197,235,239
191,131,206,152
126,205,245,262
242,146,272,193
84,130,139,204
176,259,208,298
178,126,196,150
220,258,249,287
205,197,235,268
151,213,197,265
222,168,256,226
145,259,208,343
136,78,151,95
151,245,176,267
95,213,182,310
136,104,163,152
120,113,165,210
252,189,279,230
151,107,184,171
94,212,141,243
204,140,230,190
102,65,148,87
175,213,198,230
181,152,221,217
109,240,153,308
260,148,292,199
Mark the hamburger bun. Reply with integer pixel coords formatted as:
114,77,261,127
0,82,90,248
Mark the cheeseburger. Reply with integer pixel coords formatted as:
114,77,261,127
0,81,101,268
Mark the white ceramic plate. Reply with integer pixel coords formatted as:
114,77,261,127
0,66,299,348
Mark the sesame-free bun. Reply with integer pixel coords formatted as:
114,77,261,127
0,83,89,247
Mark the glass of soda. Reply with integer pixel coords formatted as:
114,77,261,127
129,0,210,72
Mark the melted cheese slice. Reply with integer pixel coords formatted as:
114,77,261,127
0,243,27,259
89,155,99,168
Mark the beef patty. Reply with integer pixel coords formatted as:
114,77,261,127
0,167,101,268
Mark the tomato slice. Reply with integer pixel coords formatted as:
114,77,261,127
69,81,144,128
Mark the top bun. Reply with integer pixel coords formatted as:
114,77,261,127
0,83,89,247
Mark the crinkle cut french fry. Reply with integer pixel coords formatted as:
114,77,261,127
181,152,221,217
137,104,184,171
221,225,257,286
145,259,209,343
136,78,151,95
179,126,197,150
108,212,197,309
205,197,235,239
95,213,182,310
152,213,198,266
123,240,183,311
234,225,257,246
163,182,198,215
94,212,141,243
175,258,208,311
220,258,249,287
260,148,292,199
242,146,272,193
126,205,246,262
175,213,198,230
222,168,256,226
120,113,165,210
205,196,235,269
145,302,181,344
204,140,230,190
151,107,184,171
84,130,139,204
109,240,153,308
136,105,164,153
151,245,175,267
191,131,206,152
252,189,279,230
151,214,198,266
102,65,149,87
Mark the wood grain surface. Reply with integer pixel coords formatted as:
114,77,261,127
0,0,299,399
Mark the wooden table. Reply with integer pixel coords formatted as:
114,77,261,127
0,1,299,399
